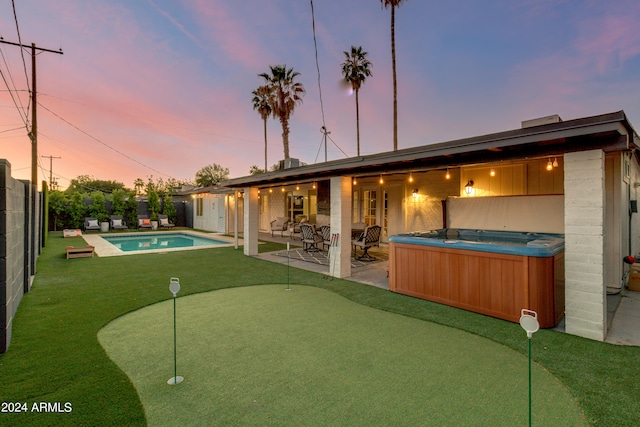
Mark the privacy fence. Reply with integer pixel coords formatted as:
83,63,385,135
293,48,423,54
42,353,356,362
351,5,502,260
1,159,42,353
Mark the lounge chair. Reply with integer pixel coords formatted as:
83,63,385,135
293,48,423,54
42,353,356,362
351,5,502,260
158,214,175,229
352,225,382,261
270,217,289,237
300,223,323,252
84,217,101,232
110,215,128,231
137,215,153,230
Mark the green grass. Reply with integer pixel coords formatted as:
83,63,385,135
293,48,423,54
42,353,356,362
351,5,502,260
99,285,584,426
0,233,639,425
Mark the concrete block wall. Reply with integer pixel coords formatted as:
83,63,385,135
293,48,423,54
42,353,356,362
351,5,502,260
1,160,26,353
564,150,606,341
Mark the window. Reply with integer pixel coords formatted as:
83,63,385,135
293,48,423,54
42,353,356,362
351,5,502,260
363,190,377,226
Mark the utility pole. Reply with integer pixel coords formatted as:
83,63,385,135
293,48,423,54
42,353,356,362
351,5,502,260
0,38,63,186
41,155,61,188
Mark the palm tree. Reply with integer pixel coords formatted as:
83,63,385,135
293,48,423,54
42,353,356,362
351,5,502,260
380,0,408,151
251,85,272,172
258,65,306,160
341,46,372,157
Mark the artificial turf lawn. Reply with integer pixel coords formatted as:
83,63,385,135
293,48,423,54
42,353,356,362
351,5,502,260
99,285,585,426
0,232,639,425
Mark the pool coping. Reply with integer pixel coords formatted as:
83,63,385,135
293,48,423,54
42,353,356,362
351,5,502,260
83,230,240,257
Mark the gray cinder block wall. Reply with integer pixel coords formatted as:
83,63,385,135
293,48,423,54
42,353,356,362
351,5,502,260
1,160,40,353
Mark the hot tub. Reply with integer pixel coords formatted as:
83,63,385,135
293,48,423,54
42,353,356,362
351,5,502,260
388,229,565,328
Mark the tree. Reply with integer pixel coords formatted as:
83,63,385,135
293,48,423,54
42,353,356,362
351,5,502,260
67,192,86,228
195,164,230,187
134,178,145,196
124,191,138,228
252,85,273,172
249,163,279,175
65,175,127,195
380,0,408,151
258,65,306,160
162,194,177,223
88,191,109,222
341,46,373,156
48,190,68,231
111,189,127,216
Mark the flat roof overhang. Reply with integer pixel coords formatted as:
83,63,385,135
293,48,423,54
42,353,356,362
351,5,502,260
222,111,639,188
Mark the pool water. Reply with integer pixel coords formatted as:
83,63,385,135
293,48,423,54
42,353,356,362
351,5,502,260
102,233,227,252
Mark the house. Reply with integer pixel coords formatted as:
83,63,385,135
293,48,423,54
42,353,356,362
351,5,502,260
221,111,640,342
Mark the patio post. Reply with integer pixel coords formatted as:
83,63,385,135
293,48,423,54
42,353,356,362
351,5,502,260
330,176,352,278
243,187,259,256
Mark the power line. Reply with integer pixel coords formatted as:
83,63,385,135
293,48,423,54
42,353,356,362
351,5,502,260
11,0,31,114
38,101,175,179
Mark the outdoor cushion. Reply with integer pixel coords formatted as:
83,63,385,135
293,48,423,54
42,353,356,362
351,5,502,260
112,219,122,227
88,220,99,227
142,219,151,226
160,218,169,225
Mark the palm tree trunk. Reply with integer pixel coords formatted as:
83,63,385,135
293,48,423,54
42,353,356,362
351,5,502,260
355,88,361,156
281,117,291,159
263,117,268,171
391,4,398,151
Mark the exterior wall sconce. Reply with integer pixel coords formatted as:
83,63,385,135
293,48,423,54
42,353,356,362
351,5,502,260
464,180,474,196
412,189,419,199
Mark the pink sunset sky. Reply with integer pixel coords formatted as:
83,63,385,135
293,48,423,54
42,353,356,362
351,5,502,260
1,0,639,190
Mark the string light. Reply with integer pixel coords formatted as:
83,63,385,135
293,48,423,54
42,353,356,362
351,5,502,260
490,167,496,177
445,168,450,180
379,174,384,184
546,158,553,171
552,157,559,168
408,172,413,183
353,177,357,186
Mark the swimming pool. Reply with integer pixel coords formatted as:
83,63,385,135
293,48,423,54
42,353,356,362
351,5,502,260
101,233,228,253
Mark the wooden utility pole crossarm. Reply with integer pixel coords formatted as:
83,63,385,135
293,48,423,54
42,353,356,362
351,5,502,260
0,38,63,186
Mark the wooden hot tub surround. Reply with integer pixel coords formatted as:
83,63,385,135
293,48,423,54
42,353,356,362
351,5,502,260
388,231,565,328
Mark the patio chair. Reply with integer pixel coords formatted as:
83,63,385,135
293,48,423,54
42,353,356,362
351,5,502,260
300,223,322,252
320,225,331,252
158,214,175,229
84,217,101,232
289,216,308,240
270,217,289,237
352,225,382,261
110,215,128,231
137,215,153,230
